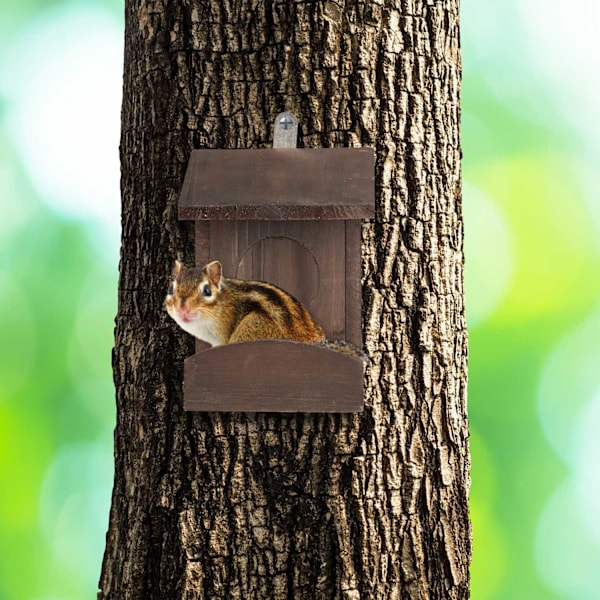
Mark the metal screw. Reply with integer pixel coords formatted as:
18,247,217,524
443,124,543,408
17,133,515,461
279,115,294,130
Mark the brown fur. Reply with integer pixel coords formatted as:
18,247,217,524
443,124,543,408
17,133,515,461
165,260,325,346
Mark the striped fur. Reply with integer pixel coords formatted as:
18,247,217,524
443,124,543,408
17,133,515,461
165,261,325,346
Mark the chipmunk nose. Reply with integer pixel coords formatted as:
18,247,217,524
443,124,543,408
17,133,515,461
178,301,194,322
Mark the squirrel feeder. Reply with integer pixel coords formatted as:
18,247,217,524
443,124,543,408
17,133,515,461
177,113,374,412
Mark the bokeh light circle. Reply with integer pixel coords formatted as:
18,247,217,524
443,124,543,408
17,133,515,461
462,183,514,328
1,4,122,258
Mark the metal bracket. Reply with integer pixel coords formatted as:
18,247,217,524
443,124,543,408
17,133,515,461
273,112,298,148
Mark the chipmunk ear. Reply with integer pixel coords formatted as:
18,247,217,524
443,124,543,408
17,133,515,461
206,261,223,289
173,260,182,279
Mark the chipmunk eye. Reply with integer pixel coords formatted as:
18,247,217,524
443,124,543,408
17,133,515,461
202,283,211,297
167,283,174,296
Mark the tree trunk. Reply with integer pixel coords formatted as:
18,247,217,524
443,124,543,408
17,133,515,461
99,0,469,598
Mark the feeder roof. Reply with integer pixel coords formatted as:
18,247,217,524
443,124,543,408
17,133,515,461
178,147,375,221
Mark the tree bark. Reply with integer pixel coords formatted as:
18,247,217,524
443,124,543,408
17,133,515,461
100,1,469,599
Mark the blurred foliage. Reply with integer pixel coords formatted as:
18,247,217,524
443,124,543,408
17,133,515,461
0,1,119,598
463,1,600,597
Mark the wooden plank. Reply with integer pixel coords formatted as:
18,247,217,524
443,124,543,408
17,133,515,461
345,220,363,348
194,221,211,354
183,340,364,412
194,221,211,265
210,220,346,340
178,148,375,221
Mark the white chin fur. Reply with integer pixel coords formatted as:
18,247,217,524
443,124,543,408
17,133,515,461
173,314,222,346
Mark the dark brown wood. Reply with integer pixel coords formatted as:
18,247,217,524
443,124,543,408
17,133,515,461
194,221,211,354
183,340,364,412
194,220,211,265
345,220,362,348
188,219,364,412
209,220,348,340
178,148,375,221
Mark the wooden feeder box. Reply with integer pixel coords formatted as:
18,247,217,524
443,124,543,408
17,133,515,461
178,114,374,412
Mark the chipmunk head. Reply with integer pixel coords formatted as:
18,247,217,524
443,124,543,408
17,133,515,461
165,260,225,345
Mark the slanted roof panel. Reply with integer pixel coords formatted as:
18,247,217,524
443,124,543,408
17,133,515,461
178,147,375,220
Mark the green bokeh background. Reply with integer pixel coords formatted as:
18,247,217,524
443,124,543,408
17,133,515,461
1,1,599,598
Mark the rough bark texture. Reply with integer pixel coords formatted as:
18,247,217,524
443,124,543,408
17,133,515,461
100,1,469,599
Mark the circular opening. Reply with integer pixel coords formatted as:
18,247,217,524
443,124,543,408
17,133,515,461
236,237,320,307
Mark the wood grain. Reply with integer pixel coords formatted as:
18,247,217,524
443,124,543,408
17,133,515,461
184,340,363,412
210,220,349,341
178,148,375,220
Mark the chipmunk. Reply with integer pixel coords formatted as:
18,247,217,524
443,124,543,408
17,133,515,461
165,260,326,346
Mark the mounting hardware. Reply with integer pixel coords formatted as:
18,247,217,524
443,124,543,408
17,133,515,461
273,111,298,148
